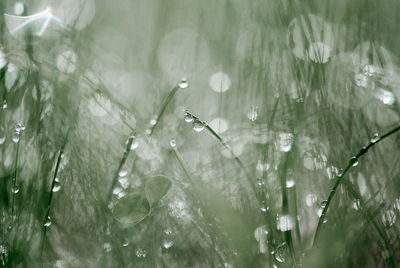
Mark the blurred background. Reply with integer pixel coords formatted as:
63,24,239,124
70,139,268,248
0,0,400,267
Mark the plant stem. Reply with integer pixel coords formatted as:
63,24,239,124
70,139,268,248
10,134,21,226
279,150,298,267
107,135,134,204
149,85,180,136
313,124,400,245
40,142,67,258
343,180,396,268
185,111,258,199
291,185,302,252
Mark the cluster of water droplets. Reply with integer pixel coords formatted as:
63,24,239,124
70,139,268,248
184,111,205,133
136,248,147,258
13,123,25,143
272,243,286,263
162,228,174,249
277,132,294,152
52,178,61,192
44,215,52,227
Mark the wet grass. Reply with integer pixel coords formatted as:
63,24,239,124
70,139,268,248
0,0,400,267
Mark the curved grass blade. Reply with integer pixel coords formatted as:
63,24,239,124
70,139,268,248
184,111,258,198
313,124,400,251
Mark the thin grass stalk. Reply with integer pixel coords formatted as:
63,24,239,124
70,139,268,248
10,134,21,226
106,134,134,204
279,151,298,267
185,111,258,199
261,97,280,266
149,85,180,136
171,146,226,266
343,180,396,268
313,124,400,245
39,142,67,257
290,185,302,252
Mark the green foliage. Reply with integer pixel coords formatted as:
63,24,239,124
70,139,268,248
112,193,150,224
145,175,172,208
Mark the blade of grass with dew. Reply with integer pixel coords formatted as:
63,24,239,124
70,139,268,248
313,124,400,244
39,140,67,258
313,125,400,264
10,128,23,228
184,111,258,199
278,144,298,267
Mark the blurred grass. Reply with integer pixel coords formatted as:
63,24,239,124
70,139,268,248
0,0,400,267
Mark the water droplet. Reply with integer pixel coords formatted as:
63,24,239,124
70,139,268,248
13,2,24,15
0,137,5,144
149,118,157,126
52,178,61,192
12,132,20,143
118,170,128,177
286,179,295,188
136,248,147,258
277,133,293,152
44,216,52,227
184,111,194,123
130,140,139,150
2,100,7,109
323,218,328,224
354,73,368,87
274,243,286,263
163,240,174,249
169,139,176,148
164,229,172,235
178,78,189,89
321,200,328,208
349,157,359,167
15,122,25,132
371,133,379,143
363,64,375,77
113,187,123,196
277,215,294,231
377,89,395,105
192,120,205,132
118,177,129,189
260,206,268,213
353,199,361,210
12,185,19,194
